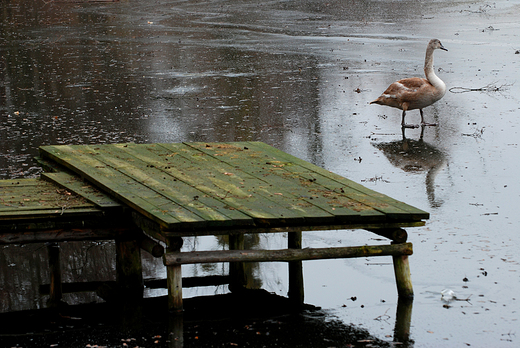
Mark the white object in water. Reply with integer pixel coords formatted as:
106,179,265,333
441,288,455,301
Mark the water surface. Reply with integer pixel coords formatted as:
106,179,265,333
1,0,519,346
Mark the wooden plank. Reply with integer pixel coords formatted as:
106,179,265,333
39,145,203,230
129,143,327,224
38,142,428,231
87,143,254,227
0,227,129,244
158,221,425,238
1,179,93,206
41,172,121,209
0,206,101,216
1,178,103,218
0,179,42,187
199,141,419,219
248,141,429,218
162,143,375,223
182,143,387,220
164,242,413,265
188,142,429,220
183,142,385,223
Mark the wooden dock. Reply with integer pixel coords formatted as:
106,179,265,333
1,142,428,312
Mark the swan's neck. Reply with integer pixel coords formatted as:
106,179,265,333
424,47,446,95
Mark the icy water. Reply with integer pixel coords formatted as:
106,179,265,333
1,0,520,346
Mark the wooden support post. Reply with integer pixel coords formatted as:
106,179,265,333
394,297,413,344
228,233,247,292
288,231,304,306
115,238,144,300
168,311,184,348
392,242,414,298
165,237,184,312
46,242,63,308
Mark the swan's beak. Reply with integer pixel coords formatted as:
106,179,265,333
440,44,448,51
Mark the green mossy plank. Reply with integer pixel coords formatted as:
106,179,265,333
41,172,121,209
39,145,202,230
37,142,428,232
0,178,96,211
154,143,335,224
183,143,384,223
87,143,254,227
189,142,428,220
119,143,313,223
0,179,42,187
0,206,102,217
153,143,328,222
247,142,429,218
184,143,387,222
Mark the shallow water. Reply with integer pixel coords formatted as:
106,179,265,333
1,0,520,346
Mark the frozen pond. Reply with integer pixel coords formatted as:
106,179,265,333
1,0,519,346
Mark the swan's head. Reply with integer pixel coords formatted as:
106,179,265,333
429,39,448,52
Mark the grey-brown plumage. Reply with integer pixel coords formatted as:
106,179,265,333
371,39,448,128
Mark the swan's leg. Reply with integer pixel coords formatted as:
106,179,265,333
401,109,419,129
420,109,438,127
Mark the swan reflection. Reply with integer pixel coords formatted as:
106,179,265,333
373,128,446,208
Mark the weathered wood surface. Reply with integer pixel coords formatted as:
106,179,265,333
0,179,128,238
47,243,63,307
288,231,304,305
39,142,429,233
0,178,101,218
0,177,130,242
164,243,413,266
0,142,428,312
393,254,414,298
41,172,121,209
0,227,131,244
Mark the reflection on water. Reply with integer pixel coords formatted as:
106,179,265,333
0,294,408,347
0,235,266,313
373,128,446,208
0,241,116,312
0,0,329,178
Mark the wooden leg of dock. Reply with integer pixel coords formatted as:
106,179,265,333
166,237,184,312
288,231,304,306
115,238,144,300
168,311,184,347
228,233,247,292
392,244,414,298
46,242,63,308
394,296,413,343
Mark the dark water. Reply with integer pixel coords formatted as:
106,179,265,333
1,0,520,346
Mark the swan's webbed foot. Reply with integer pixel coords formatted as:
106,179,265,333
419,110,437,127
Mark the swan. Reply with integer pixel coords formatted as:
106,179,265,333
370,39,448,128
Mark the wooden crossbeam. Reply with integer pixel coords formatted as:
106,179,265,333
163,243,413,266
